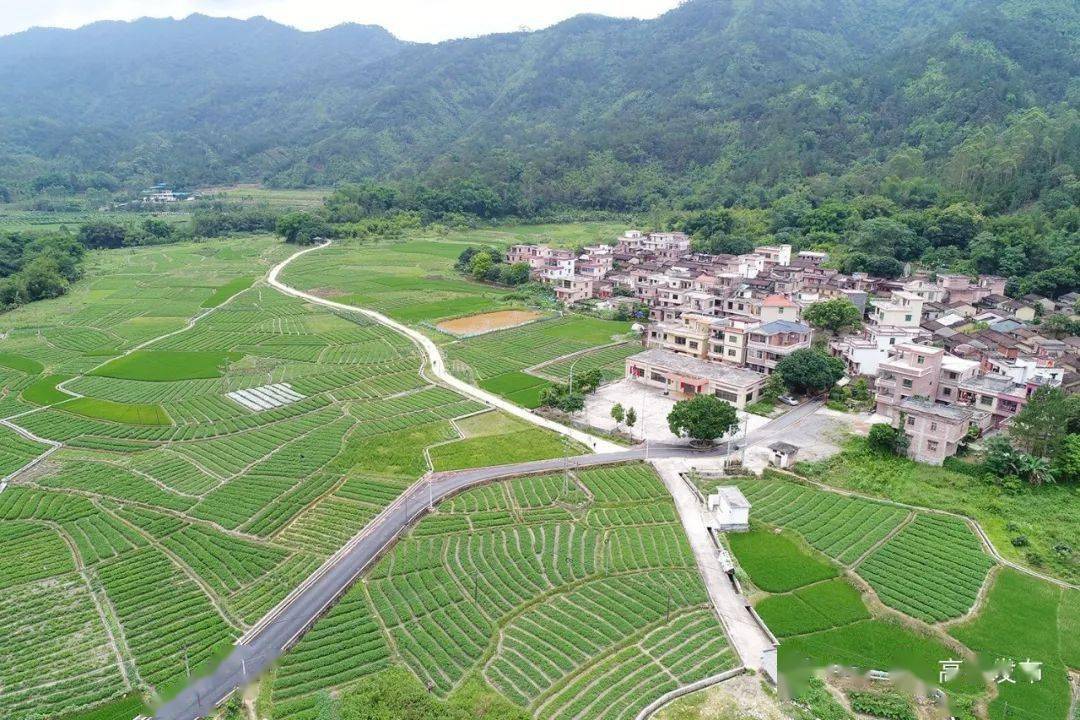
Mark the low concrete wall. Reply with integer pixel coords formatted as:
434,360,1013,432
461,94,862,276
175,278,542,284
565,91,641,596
634,667,745,720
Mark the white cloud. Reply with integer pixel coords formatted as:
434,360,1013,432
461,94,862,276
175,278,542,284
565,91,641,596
0,0,682,41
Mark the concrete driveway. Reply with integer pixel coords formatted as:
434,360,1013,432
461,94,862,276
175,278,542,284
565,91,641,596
581,379,770,444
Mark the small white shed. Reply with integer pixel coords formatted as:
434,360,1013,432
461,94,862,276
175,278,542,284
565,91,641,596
707,486,750,531
768,441,800,469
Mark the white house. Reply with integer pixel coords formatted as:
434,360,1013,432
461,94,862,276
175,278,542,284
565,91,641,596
707,486,750,531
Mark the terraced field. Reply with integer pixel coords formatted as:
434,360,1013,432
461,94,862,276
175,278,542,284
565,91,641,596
270,463,734,720
732,473,993,622
0,237,578,720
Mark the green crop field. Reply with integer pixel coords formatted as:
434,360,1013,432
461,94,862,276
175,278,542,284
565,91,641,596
278,233,634,408
796,438,1079,584
269,463,734,720
0,235,579,720
950,570,1077,720
730,472,1076,720
536,342,642,384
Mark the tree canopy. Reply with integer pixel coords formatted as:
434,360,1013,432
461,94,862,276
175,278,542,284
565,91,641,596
775,350,846,394
667,394,739,445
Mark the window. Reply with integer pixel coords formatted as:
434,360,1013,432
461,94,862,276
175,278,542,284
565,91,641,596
889,337,896,345
916,355,924,365
980,395,994,407
907,416,915,426
905,314,913,322
727,349,736,357
902,379,913,389
689,341,698,350
947,371,957,380
728,335,738,343
930,422,938,431
714,389,739,402
650,372,665,383
942,387,951,397
927,440,939,451
675,337,686,345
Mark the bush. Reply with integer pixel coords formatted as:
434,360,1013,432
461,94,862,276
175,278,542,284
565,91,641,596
846,690,916,720
1011,535,1029,547
868,423,907,456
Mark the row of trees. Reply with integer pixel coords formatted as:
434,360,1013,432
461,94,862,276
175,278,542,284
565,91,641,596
454,246,531,286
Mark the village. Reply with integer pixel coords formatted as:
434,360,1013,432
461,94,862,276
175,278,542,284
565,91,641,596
507,230,1076,465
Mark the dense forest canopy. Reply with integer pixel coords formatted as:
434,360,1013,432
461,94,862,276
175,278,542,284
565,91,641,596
0,0,1078,294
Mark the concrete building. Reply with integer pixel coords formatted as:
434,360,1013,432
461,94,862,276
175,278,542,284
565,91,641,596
707,486,751,531
753,244,792,267
745,320,813,375
892,397,978,465
625,349,766,408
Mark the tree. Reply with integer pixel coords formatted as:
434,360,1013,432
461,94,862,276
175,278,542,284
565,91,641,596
852,217,925,261
1053,434,1080,484
276,212,330,245
868,423,907,455
571,368,602,394
77,222,127,249
667,394,738,446
469,251,493,280
984,435,1021,477
1040,314,1080,339
610,403,625,427
803,298,862,336
775,349,845,394
1009,387,1072,459
625,407,637,431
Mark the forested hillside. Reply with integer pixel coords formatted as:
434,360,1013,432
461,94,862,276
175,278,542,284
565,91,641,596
0,0,1077,218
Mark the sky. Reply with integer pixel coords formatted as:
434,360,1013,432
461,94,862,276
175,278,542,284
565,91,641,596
0,0,683,41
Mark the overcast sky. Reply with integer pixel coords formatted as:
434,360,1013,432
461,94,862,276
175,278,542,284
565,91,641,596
0,0,683,41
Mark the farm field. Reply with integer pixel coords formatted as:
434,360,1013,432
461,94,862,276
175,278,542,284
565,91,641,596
0,235,572,720
268,463,734,720
200,185,330,209
729,472,1077,720
796,438,1079,583
429,411,585,471
278,233,634,409
535,342,642,384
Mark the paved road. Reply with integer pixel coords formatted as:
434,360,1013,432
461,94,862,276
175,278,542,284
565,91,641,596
267,242,623,453
152,446,723,720
154,244,824,720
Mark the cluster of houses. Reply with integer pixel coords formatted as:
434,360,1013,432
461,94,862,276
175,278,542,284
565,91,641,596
507,231,1078,465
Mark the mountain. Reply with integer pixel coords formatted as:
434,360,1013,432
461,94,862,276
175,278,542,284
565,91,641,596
0,0,1077,213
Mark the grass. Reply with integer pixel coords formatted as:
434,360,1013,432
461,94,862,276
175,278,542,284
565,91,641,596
201,277,254,308
0,352,43,374
90,350,243,381
21,373,74,405
59,397,172,425
726,525,838,593
950,569,1074,720
429,413,584,471
796,438,1079,583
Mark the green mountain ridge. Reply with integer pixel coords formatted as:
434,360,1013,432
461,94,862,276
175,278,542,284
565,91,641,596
0,0,1076,214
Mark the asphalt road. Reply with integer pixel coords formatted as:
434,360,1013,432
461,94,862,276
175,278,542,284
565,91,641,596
151,400,826,720
151,445,721,720
154,242,825,720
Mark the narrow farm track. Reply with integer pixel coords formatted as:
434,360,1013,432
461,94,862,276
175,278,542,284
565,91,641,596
266,241,623,453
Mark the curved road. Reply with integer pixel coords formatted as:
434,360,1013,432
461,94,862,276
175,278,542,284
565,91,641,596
267,242,623,454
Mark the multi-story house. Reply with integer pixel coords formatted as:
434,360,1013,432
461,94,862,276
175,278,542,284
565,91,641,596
892,398,980,465
615,231,691,262
744,321,813,375
833,291,929,376
936,274,1006,305
753,243,792,267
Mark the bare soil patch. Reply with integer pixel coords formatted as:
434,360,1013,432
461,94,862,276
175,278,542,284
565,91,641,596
308,287,348,299
436,310,544,335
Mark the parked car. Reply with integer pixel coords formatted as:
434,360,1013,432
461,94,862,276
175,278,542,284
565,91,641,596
778,395,799,406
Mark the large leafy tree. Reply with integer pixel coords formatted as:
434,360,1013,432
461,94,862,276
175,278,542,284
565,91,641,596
275,212,331,245
803,298,862,336
775,349,845,394
667,394,738,445
1009,387,1074,459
